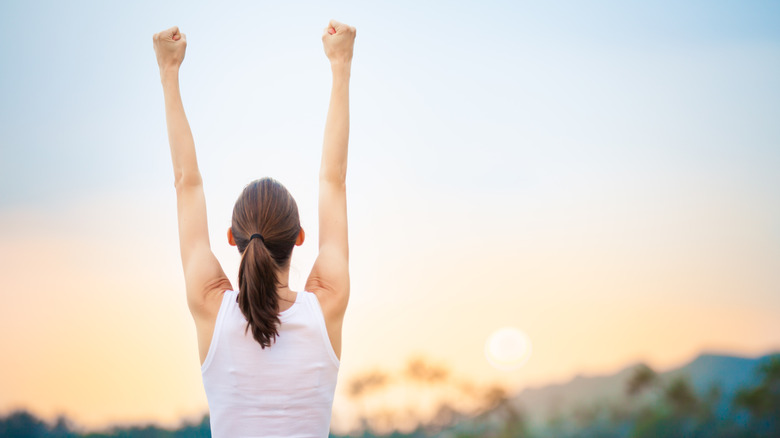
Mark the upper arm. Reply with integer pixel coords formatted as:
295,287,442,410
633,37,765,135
175,178,232,314
305,179,349,310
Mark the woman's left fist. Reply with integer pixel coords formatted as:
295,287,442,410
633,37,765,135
153,26,187,71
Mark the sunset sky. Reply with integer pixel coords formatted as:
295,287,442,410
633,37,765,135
1,0,779,434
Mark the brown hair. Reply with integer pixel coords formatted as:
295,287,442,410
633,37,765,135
231,177,301,348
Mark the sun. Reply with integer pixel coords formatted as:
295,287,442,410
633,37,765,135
484,327,532,370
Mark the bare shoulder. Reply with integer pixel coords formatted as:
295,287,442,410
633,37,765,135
305,246,350,312
310,287,348,320
306,265,349,322
189,283,232,322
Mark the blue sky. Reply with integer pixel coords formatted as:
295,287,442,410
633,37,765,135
1,0,779,431
2,0,779,209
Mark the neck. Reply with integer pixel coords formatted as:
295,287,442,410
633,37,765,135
275,266,296,303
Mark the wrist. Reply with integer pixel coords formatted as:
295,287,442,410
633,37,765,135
330,60,352,75
160,66,180,84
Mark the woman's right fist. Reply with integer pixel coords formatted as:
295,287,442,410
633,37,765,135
322,19,356,64
153,26,187,72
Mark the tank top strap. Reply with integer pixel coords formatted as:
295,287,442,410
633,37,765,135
301,290,341,368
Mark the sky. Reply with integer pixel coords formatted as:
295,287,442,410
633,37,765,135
1,0,779,433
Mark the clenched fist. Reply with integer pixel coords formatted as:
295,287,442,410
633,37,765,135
322,20,356,64
153,26,187,72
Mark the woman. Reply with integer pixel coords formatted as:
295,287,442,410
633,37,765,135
152,19,356,437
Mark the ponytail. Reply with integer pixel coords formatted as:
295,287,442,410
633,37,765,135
231,176,302,349
237,238,281,348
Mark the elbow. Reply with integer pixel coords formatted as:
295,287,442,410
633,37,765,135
319,166,347,185
174,170,203,191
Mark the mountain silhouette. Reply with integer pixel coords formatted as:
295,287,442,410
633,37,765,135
508,350,778,427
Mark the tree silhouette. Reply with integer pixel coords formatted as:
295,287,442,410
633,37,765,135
0,410,53,437
664,375,700,417
734,354,780,435
626,363,659,397
474,385,530,438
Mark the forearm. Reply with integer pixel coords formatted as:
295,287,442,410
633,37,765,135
320,61,351,183
161,67,201,188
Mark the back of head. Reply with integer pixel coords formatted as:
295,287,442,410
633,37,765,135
231,177,301,348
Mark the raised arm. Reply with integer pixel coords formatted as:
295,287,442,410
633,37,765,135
305,20,356,343
153,26,232,315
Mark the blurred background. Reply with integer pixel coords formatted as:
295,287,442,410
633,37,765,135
1,0,778,436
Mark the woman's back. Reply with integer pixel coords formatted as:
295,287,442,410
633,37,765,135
202,289,340,437
154,18,356,438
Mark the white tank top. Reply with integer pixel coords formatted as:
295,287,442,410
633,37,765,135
201,289,340,438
